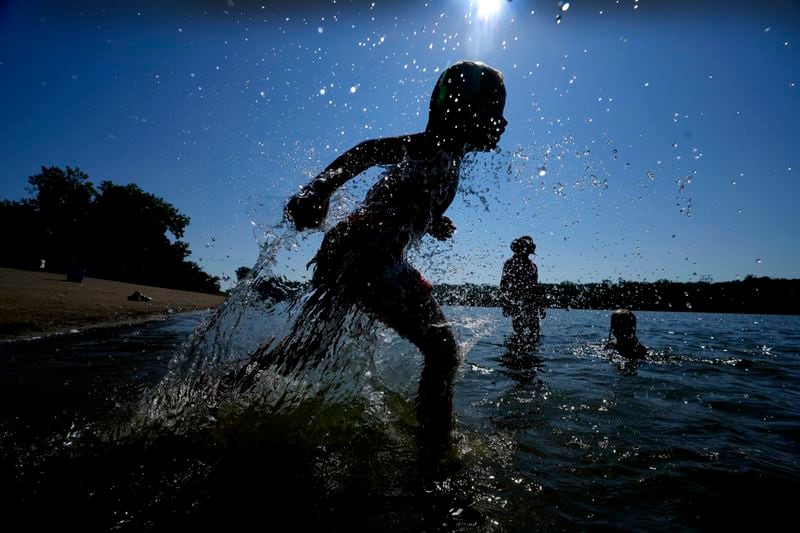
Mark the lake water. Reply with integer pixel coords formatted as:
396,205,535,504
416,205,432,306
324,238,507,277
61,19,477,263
1,307,798,531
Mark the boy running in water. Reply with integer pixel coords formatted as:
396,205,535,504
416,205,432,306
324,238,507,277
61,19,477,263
239,61,507,440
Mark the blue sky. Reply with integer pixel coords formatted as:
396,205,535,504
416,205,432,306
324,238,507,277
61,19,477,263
1,0,798,289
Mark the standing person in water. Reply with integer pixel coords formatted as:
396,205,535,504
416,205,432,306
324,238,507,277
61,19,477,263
500,236,546,341
606,309,648,359
237,61,507,442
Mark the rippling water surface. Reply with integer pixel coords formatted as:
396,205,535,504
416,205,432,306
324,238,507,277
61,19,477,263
1,308,798,531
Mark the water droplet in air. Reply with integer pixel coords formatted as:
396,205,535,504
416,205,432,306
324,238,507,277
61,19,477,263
560,2,570,12
556,14,562,24
350,86,357,94
756,258,763,264
319,88,326,95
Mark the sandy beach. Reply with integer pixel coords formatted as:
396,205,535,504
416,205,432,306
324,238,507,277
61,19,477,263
0,267,226,341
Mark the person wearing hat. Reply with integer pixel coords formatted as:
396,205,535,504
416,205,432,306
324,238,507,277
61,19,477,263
500,236,546,340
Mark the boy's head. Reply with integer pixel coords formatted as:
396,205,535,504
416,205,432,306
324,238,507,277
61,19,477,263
511,236,535,255
610,309,637,339
427,60,507,150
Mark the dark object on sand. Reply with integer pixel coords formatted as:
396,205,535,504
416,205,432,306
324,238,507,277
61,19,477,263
127,291,152,302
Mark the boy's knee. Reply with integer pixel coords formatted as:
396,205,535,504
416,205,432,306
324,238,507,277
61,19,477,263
419,325,459,371
423,320,455,345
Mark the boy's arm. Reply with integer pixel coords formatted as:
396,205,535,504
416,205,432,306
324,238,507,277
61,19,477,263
285,136,410,231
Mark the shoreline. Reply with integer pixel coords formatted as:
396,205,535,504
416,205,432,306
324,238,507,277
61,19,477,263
0,268,226,342
0,311,210,344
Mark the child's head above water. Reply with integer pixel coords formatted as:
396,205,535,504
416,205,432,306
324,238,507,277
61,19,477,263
610,309,637,340
426,60,507,150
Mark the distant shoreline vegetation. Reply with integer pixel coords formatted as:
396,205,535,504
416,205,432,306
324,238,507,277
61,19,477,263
242,275,800,315
433,277,800,315
0,166,221,294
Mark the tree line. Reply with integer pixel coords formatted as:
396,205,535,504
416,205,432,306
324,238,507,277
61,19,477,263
1,166,220,293
434,276,800,315
239,273,800,315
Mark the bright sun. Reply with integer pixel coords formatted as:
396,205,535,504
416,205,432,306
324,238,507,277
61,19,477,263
475,0,504,21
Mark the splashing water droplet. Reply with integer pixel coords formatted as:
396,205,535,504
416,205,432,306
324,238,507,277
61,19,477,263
756,258,763,264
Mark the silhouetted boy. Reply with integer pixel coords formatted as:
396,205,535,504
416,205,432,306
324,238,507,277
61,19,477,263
238,61,507,441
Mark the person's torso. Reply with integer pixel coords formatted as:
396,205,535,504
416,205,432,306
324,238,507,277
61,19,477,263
501,255,539,302
360,147,461,242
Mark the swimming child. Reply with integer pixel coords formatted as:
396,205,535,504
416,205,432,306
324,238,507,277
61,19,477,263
236,61,507,441
606,309,648,359
500,236,546,341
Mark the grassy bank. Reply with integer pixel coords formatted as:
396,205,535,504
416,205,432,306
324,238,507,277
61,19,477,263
0,268,225,341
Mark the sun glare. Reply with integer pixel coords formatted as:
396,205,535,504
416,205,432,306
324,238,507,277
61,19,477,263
475,0,504,21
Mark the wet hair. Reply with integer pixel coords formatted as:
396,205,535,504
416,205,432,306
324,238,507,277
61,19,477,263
610,309,637,338
510,235,535,255
426,60,506,134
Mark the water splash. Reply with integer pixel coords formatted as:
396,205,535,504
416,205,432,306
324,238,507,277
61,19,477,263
131,207,502,441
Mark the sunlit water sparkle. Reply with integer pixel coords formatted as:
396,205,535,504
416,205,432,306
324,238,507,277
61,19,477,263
1,303,797,530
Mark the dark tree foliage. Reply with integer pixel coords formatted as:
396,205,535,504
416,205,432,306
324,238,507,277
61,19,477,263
235,266,252,281
434,277,800,315
0,198,41,270
19,166,95,273
0,166,220,293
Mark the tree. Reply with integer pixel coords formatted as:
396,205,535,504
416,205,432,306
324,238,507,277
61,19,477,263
0,198,40,269
25,166,96,273
235,266,253,282
1,166,220,293
89,181,188,283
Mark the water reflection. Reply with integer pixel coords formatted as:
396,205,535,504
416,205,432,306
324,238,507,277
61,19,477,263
498,331,543,383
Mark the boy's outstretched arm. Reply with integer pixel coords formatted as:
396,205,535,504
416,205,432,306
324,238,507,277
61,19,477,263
285,136,411,231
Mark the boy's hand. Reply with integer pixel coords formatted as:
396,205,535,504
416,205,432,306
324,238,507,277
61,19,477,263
428,215,455,240
285,187,330,231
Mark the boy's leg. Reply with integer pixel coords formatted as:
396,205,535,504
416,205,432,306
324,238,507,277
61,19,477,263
360,263,460,438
